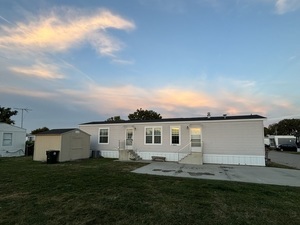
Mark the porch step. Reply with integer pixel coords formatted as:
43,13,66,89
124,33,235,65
128,150,142,161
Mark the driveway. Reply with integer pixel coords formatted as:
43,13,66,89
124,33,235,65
132,162,300,187
268,150,300,169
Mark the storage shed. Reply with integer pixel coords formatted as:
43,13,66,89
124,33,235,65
33,128,90,162
0,123,26,157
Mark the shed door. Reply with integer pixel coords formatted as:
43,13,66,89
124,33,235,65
190,128,202,152
125,128,134,150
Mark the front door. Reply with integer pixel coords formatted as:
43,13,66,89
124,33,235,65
125,128,134,150
190,127,202,152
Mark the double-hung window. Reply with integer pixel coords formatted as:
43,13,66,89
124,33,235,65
171,127,180,145
145,127,162,144
3,133,12,146
99,128,109,144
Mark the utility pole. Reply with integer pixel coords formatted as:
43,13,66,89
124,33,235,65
14,108,32,128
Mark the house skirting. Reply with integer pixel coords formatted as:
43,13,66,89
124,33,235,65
100,150,119,158
138,152,188,161
100,150,188,161
203,154,265,166
0,149,24,157
98,150,265,166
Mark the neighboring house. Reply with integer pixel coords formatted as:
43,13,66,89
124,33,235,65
268,135,296,149
79,114,266,166
33,128,90,162
264,137,270,147
0,123,26,157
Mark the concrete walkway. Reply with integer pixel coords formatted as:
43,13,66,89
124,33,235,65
268,150,300,169
132,162,300,187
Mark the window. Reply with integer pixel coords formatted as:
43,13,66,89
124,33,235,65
99,128,109,144
171,127,180,145
146,128,152,144
3,133,12,146
145,127,162,144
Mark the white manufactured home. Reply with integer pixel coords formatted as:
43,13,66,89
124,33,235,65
268,135,296,149
0,123,26,157
79,114,266,166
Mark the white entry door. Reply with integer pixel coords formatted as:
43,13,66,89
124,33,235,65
190,128,202,152
125,128,134,150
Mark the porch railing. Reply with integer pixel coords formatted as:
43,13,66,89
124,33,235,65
176,141,191,162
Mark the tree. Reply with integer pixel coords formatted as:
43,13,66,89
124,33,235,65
128,108,162,120
266,119,300,135
0,106,18,125
106,116,124,122
31,127,49,134
264,127,269,137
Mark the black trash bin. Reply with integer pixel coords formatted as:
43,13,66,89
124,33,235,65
46,150,59,164
91,150,100,158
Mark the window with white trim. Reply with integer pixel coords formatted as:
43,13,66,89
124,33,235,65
99,128,109,144
145,127,162,144
171,127,180,145
3,133,12,146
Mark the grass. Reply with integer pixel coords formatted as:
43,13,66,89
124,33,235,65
1,157,300,225
266,161,298,169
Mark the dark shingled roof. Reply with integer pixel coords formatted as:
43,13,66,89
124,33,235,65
36,128,76,135
80,114,266,125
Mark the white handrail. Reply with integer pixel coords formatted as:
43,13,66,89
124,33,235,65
176,141,191,161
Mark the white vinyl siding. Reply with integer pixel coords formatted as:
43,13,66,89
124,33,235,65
99,128,109,144
145,127,162,145
170,127,180,145
3,133,12,146
79,119,265,166
201,121,264,155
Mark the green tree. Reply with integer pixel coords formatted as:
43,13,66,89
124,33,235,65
0,106,18,125
264,127,269,137
106,116,124,122
265,123,278,135
31,127,49,134
128,108,162,120
267,119,300,135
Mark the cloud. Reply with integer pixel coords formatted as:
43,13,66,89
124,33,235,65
1,74,298,124
192,0,300,15
33,77,297,119
275,0,300,14
0,7,135,57
0,85,57,98
9,61,65,79
111,59,135,65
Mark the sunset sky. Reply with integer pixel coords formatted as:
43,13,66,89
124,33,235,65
0,0,299,132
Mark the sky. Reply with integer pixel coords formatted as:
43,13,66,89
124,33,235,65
0,0,299,132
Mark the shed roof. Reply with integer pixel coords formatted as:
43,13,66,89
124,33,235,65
80,114,265,125
36,128,76,135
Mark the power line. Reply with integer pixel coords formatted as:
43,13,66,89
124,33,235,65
14,108,32,128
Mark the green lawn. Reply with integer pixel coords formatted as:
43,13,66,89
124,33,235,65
1,157,300,225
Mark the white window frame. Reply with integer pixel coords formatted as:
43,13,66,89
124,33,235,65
170,126,181,146
144,126,162,145
3,133,12,146
98,128,109,144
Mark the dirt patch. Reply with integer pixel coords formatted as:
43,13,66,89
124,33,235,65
188,172,215,176
153,169,176,172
